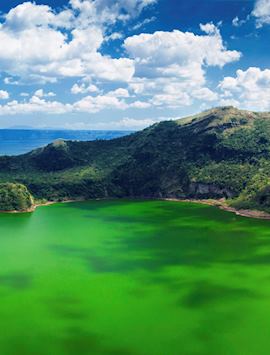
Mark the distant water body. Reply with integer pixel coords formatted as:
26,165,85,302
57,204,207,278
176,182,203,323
0,129,133,156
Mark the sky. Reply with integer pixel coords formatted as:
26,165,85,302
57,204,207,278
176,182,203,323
0,0,269,130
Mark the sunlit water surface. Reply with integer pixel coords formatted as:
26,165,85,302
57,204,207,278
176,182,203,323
0,200,270,355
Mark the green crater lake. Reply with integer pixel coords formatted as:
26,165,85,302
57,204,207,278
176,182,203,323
1,200,270,355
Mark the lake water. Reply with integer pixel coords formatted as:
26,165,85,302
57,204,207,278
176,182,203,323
0,199,270,354
0,129,132,156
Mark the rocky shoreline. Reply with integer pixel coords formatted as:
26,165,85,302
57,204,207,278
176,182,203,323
164,198,270,220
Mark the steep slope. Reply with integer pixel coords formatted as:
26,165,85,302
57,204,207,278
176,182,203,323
1,106,270,211
110,107,270,200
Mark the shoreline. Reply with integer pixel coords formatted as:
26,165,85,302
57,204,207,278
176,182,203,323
1,197,270,220
0,198,84,214
164,198,270,220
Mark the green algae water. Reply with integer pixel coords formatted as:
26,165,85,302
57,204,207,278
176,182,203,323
1,200,270,355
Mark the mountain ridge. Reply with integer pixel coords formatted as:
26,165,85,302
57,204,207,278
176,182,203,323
1,106,270,212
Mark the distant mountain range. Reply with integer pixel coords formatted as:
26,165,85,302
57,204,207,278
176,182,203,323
1,106,270,212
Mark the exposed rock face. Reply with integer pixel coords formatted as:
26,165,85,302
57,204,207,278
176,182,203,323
0,183,34,212
188,183,234,199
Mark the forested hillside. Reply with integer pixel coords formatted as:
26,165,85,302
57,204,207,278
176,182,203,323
0,183,34,211
1,106,270,212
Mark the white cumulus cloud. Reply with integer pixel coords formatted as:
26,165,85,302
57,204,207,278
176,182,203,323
0,90,9,100
34,89,56,97
252,0,270,27
0,3,244,117
219,67,270,111
124,24,240,108
71,83,99,94
0,0,157,84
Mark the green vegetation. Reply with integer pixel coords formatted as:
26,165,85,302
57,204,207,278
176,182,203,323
0,183,34,211
1,106,270,212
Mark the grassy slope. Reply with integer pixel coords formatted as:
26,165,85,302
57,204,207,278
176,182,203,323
1,106,270,211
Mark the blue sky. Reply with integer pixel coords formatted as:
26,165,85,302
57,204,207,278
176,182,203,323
0,0,269,129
